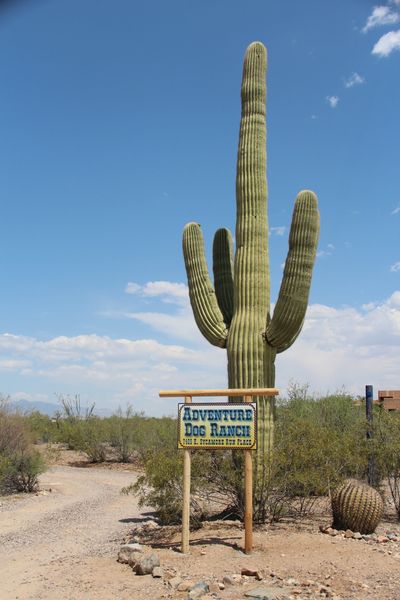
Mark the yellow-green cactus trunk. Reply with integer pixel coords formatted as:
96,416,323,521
182,41,320,499
227,43,274,474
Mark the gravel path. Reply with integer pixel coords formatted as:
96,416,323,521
0,465,154,600
2,465,400,600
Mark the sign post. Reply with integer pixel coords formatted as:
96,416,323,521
159,387,279,554
244,394,253,554
182,395,192,554
365,384,375,486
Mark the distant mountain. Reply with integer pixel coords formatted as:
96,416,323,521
12,399,60,417
10,399,113,418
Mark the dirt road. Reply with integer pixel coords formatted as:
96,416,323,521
0,465,155,600
1,464,400,600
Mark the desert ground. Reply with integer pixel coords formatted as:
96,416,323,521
0,450,400,600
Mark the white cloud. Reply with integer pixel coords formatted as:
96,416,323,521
3,280,400,415
125,280,188,306
0,359,31,370
326,95,339,108
270,226,286,236
317,244,335,258
0,333,191,364
278,291,400,396
390,262,400,272
125,282,141,294
372,29,400,55
362,5,400,33
126,309,200,342
120,281,199,342
391,206,400,214
317,250,330,258
345,72,365,88
0,330,226,415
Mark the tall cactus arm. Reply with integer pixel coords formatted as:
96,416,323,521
183,222,229,348
265,190,320,353
213,228,234,326
234,41,269,321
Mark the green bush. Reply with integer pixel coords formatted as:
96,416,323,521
129,387,370,524
52,394,108,461
275,388,368,494
0,399,47,494
122,415,218,525
135,415,177,458
79,417,108,463
123,447,222,526
0,408,32,455
124,451,184,524
121,414,180,521
108,406,145,462
54,416,108,462
373,408,400,518
52,399,178,465
0,449,45,494
25,411,56,444
54,417,87,451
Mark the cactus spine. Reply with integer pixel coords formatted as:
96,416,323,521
331,479,383,534
182,42,320,477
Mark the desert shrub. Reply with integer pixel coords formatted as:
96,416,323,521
0,449,45,494
123,448,219,526
0,400,32,455
53,394,107,461
137,415,177,457
57,416,108,462
54,416,86,450
108,406,145,462
129,387,369,524
270,387,368,517
79,417,108,463
25,411,56,443
372,409,400,518
246,386,368,521
50,399,178,464
122,416,180,523
276,389,367,481
122,416,217,525
0,399,47,494
124,451,183,524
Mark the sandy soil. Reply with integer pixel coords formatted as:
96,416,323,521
0,450,400,600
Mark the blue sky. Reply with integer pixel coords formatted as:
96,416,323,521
0,0,399,415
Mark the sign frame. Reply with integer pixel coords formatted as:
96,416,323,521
159,388,279,555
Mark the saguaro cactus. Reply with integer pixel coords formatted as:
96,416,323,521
183,42,320,476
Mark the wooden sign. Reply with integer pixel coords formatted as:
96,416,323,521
160,388,279,555
177,402,257,449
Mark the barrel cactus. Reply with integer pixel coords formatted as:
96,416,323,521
331,479,383,534
182,42,320,483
